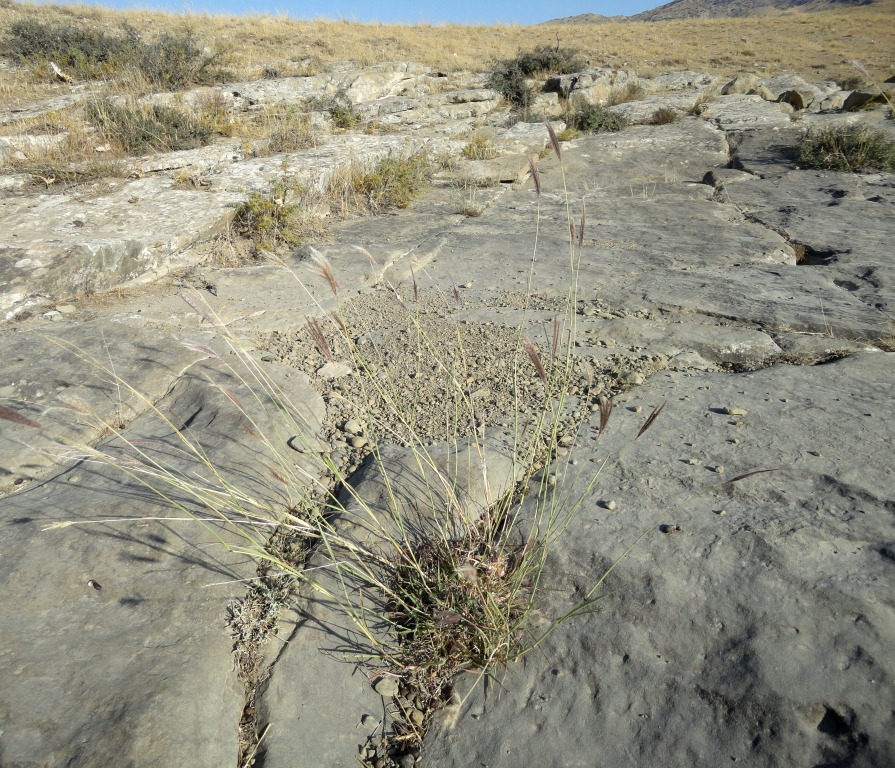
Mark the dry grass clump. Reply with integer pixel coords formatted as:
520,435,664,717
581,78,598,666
256,108,316,154
649,106,680,125
0,107,129,185
331,150,433,215
606,81,646,106
797,124,895,173
85,98,217,154
461,133,498,160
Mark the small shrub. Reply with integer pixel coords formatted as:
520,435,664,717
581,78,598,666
606,81,645,106
232,179,301,248
649,107,680,125
797,125,895,173
566,101,628,134
264,109,315,153
136,30,228,91
462,134,497,160
343,151,432,214
329,102,360,129
490,45,585,109
86,99,215,154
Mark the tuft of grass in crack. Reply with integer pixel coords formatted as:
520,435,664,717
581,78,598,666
606,80,645,106
85,98,216,154
462,133,498,160
797,125,895,173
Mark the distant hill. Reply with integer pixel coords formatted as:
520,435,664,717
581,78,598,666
546,0,880,23
538,13,623,24
631,0,878,21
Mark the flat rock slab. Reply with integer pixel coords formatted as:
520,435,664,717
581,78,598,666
0,320,206,486
703,94,795,131
0,352,324,767
424,352,895,768
0,177,242,319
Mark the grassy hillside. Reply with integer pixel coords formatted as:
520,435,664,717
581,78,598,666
0,0,893,103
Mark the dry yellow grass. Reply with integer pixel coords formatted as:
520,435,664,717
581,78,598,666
0,0,893,90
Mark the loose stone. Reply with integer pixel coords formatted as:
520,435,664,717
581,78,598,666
373,676,400,698
343,419,364,435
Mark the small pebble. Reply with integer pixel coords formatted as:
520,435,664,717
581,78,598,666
809,450,821,457
713,465,725,474
464,281,473,289
343,419,363,435
632,405,643,413
373,676,400,698
361,714,379,728
721,407,748,416
659,524,682,534
350,436,369,449
601,500,617,510
409,709,425,726
715,509,727,516
687,458,699,466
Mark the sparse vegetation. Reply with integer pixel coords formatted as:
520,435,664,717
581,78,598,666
462,133,498,160
261,108,316,153
649,106,680,125
336,150,433,214
797,124,895,173
0,18,227,89
85,98,216,153
0,2,892,84
305,92,361,129
1,18,139,79
231,178,303,248
565,101,628,134
490,45,585,110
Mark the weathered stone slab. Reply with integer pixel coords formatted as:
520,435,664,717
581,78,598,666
0,177,243,319
0,321,205,486
648,70,717,92
425,352,895,768
0,355,325,767
703,94,794,131
607,91,700,123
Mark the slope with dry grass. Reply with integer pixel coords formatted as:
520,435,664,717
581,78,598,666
0,0,892,95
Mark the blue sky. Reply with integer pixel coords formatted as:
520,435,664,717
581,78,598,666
57,1,665,25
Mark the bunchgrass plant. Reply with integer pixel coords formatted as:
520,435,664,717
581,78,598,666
797,124,895,173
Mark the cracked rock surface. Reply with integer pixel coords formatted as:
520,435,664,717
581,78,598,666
0,62,893,767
